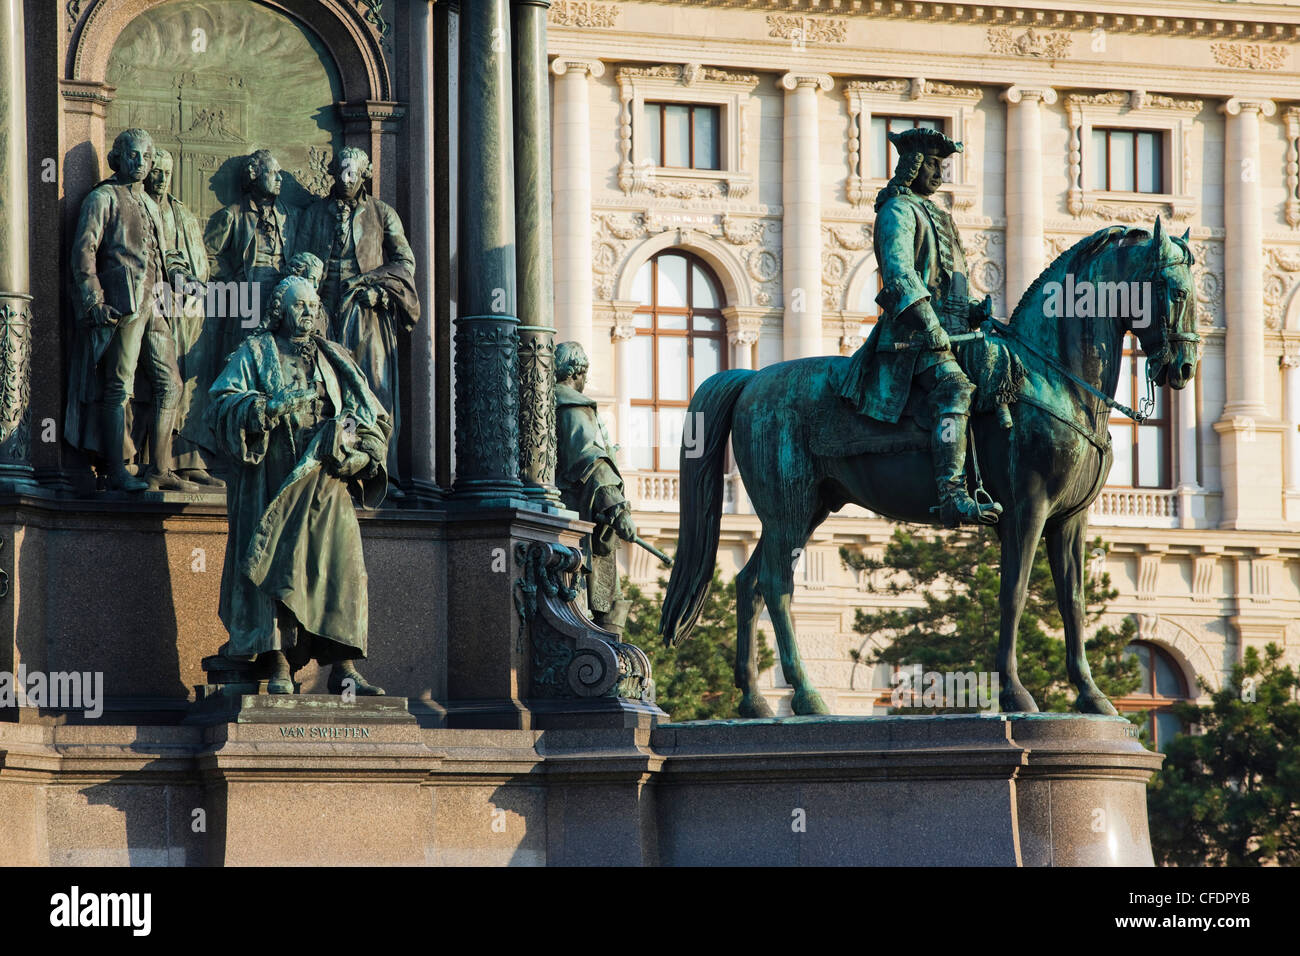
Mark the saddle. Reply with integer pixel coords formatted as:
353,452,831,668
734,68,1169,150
813,329,1025,458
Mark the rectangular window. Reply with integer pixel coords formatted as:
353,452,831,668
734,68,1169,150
644,103,720,170
870,116,942,180
1091,128,1163,193
1107,340,1171,489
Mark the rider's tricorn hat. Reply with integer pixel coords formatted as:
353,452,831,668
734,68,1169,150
887,127,963,157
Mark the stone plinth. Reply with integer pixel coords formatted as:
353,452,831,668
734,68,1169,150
0,712,1163,866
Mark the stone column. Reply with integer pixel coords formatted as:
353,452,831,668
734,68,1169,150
610,300,640,472
434,1,457,490
0,0,37,492
451,0,524,507
1002,86,1057,307
1215,98,1282,529
1176,377,1204,528
406,0,440,499
512,0,562,509
1282,350,1300,491
780,73,833,361
551,57,604,354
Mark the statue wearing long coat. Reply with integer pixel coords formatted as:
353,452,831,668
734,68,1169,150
835,189,986,423
292,194,419,484
207,333,390,661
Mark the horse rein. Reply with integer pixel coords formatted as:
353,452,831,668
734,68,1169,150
986,266,1199,426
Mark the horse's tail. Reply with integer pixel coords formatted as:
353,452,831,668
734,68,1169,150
659,369,755,648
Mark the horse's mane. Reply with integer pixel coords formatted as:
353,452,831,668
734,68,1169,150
1007,225,1148,326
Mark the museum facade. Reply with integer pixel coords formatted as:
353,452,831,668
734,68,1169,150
543,0,1300,724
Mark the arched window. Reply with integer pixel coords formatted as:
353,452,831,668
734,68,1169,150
1107,335,1172,488
626,251,727,471
1115,640,1191,752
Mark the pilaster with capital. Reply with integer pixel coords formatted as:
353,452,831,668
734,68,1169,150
780,73,833,361
552,57,604,353
1002,86,1056,306
610,299,640,470
723,305,765,370
1282,348,1300,494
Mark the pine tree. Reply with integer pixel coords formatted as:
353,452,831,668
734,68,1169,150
841,526,1141,713
1146,643,1300,866
622,570,775,721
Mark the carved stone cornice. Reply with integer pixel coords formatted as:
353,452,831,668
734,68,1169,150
987,26,1071,59
645,1,1300,44
1212,42,1288,72
549,1,619,29
766,14,847,46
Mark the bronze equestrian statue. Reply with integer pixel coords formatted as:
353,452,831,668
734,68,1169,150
660,135,1199,717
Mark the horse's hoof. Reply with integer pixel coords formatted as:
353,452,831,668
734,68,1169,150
1075,690,1119,716
739,694,775,719
791,689,830,715
999,683,1039,713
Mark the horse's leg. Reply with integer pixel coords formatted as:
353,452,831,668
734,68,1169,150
735,543,774,718
997,499,1048,712
1047,513,1119,715
757,520,829,715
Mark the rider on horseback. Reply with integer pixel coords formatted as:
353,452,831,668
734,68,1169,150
835,127,1004,527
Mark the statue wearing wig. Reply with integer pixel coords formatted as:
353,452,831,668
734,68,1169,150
835,127,1003,526
292,147,419,499
207,275,391,695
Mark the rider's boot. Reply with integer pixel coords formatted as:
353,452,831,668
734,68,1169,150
931,411,1003,527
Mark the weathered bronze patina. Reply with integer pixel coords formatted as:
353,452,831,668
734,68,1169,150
554,341,637,633
207,276,390,695
836,127,1002,527
662,218,1199,718
67,128,199,493
292,147,419,497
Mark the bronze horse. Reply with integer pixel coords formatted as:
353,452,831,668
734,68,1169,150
659,220,1199,716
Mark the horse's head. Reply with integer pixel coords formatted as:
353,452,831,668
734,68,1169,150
1130,216,1199,390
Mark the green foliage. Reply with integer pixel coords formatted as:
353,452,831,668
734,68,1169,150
1147,644,1300,867
622,570,774,721
841,527,1140,712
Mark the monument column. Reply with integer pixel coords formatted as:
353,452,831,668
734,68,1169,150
1002,86,1056,306
0,0,37,491
406,0,440,498
551,57,604,353
1215,97,1282,529
512,0,561,508
452,0,523,506
780,73,833,361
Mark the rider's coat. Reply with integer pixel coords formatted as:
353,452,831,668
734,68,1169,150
836,188,987,423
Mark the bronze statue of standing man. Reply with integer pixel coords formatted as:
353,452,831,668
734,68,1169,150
145,146,224,488
293,147,419,499
554,342,637,633
67,128,199,492
835,127,1003,526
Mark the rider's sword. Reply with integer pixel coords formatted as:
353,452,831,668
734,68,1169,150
892,330,986,351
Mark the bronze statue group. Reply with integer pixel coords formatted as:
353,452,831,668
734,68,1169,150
68,128,417,693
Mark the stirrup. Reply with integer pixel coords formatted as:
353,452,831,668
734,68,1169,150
932,492,1003,528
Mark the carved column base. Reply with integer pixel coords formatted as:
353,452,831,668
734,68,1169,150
0,294,39,493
